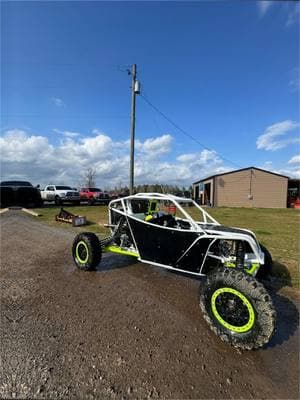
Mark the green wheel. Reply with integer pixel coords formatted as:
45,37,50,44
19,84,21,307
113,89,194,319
200,267,276,350
72,232,102,271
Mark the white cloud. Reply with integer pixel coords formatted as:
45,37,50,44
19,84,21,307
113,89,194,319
0,129,228,187
286,2,300,27
289,67,300,92
52,97,66,107
288,155,300,164
136,134,173,158
261,161,273,169
256,120,300,151
92,129,108,136
53,129,80,138
0,129,52,163
259,158,300,179
257,1,299,26
177,153,198,163
273,167,300,179
257,1,273,17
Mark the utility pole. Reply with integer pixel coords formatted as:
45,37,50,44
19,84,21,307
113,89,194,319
129,64,140,195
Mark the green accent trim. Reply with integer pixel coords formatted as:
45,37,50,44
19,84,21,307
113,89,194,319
105,245,139,258
224,262,236,268
247,263,260,275
75,241,89,264
211,287,255,333
147,200,159,215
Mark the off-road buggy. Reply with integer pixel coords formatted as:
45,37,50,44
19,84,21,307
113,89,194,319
72,193,276,350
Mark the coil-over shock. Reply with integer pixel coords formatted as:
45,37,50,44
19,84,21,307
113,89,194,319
235,240,245,269
100,216,126,249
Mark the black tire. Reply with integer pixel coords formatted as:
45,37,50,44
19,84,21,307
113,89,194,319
256,243,273,279
200,267,276,350
72,232,102,271
73,201,81,206
87,198,94,206
55,196,62,206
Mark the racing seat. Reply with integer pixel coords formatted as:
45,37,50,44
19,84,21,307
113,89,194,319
147,213,177,227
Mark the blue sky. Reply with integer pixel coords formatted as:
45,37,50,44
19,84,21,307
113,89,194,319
1,1,299,188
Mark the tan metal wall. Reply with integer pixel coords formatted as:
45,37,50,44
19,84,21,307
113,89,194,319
251,169,288,208
215,169,288,208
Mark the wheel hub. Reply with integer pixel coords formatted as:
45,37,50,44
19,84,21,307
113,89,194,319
211,287,255,333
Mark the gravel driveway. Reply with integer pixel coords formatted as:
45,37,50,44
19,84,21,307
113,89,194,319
0,210,299,399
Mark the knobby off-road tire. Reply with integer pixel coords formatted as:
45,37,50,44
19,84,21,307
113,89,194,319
256,243,273,280
72,232,102,271
200,267,276,350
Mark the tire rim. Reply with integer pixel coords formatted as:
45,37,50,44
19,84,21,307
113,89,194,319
75,241,89,264
211,287,255,333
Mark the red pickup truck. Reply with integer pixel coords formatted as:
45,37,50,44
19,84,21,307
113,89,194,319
80,188,110,205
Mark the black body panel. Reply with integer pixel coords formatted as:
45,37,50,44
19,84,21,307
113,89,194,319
176,237,214,272
0,181,42,207
128,217,211,272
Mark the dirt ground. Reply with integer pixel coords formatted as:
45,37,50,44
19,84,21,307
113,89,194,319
0,210,299,399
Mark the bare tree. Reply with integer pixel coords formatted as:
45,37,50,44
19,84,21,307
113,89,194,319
84,168,96,187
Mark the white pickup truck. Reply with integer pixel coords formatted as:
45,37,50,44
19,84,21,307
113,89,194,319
41,185,81,205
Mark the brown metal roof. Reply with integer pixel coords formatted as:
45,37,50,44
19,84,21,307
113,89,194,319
192,166,289,185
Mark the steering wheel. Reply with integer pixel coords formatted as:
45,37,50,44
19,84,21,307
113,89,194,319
150,213,176,227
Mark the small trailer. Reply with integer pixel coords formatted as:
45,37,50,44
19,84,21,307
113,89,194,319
56,208,86,226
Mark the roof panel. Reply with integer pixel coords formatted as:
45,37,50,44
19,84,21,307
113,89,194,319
192,167,289,185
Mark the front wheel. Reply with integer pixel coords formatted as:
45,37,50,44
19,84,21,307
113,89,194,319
87,198,94,206
72,232,102,271
55,196,62,206
200,267,276,350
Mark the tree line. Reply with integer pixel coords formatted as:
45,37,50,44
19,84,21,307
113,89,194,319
110,184,192,197
82,168,192,196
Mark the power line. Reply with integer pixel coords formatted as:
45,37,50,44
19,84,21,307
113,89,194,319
140,93,242,169
2,114,130,119
2,61,127,67
2,84,128,89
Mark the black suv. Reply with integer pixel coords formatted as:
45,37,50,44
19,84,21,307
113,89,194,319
0,181,43,208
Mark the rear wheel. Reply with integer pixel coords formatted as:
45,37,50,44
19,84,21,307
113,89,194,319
72,232,102,271
200,267,276,350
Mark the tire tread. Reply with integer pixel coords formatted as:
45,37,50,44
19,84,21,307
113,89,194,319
72,232,102,271
199,267,276,350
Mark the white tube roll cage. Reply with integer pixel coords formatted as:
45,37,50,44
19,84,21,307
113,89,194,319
109,193,219,232
108,193,264,265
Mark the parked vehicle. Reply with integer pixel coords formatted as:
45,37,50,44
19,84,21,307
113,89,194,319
41,185,80,205
288,186,300,208
80,187,110,205
108,191,120,200
0,180,43,208
72,193,276,350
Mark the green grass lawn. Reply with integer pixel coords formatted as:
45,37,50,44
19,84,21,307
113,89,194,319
31,205,300,288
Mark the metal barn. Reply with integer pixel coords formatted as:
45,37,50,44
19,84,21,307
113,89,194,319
192,167,288,208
